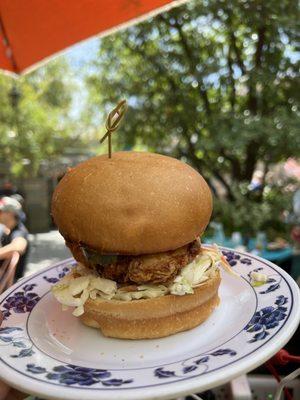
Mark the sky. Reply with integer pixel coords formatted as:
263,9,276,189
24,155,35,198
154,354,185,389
65,37,99,72
60,36,100,119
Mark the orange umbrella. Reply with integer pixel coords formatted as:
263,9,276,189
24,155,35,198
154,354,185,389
0,0,185,75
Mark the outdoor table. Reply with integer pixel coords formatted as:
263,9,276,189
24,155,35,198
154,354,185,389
253,247,293,264
203,237,293,264
247,239,293,263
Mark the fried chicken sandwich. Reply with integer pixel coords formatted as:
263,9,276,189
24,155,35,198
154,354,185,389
51,151,232,339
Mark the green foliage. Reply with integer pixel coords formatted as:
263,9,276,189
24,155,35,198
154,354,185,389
86,0,299,199
213,186,293,239
0,59,79,177
85,0,299,237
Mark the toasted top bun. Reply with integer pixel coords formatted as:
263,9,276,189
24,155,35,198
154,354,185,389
51,151,212,255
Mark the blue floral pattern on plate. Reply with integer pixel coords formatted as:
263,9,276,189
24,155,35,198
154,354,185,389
154,349,237,378
0,326,34,358
26,364,133,387
244,296,288,342
0,249,298,399
43,266,70,284
222,250,252,266
1,284,40,320
2,264,71,320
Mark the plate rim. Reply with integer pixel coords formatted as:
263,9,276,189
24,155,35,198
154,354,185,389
0,248,299,400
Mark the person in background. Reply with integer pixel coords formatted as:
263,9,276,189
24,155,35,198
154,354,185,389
0,184,27,223
11,193,26,223
0,197,29,281
0,181,18,198
0,223,10,241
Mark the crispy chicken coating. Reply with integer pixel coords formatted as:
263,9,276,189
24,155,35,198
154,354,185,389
67,239,201,285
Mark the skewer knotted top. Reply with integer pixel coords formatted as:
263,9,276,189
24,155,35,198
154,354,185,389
100,100,127,158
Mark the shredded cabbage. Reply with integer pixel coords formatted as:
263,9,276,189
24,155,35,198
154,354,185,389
250,271,268,287
250,271,268,282
52,245,238,316
114,285,168,301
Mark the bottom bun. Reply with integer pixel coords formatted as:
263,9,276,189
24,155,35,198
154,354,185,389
80,270,221,339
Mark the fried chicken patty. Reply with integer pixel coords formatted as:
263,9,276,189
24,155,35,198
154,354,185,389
66,239,201,285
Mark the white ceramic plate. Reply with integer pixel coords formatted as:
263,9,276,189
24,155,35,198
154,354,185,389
0,247,299,400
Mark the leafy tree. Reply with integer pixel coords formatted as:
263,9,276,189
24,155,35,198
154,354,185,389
87,0,300,205
0,60,80,177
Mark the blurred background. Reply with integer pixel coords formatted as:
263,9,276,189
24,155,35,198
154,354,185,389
0,1,300,400
0,0,299,279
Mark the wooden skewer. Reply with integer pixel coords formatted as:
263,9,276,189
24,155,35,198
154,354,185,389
100,100,127,158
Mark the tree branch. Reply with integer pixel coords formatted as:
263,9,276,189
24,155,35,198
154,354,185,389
224,9,247,76
219,148,242,181
227,45,236,111
229,31,247,76
159,14,212,116
255,25,266,69
247,11,266,114
243,140,259,181
175,22,211,115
